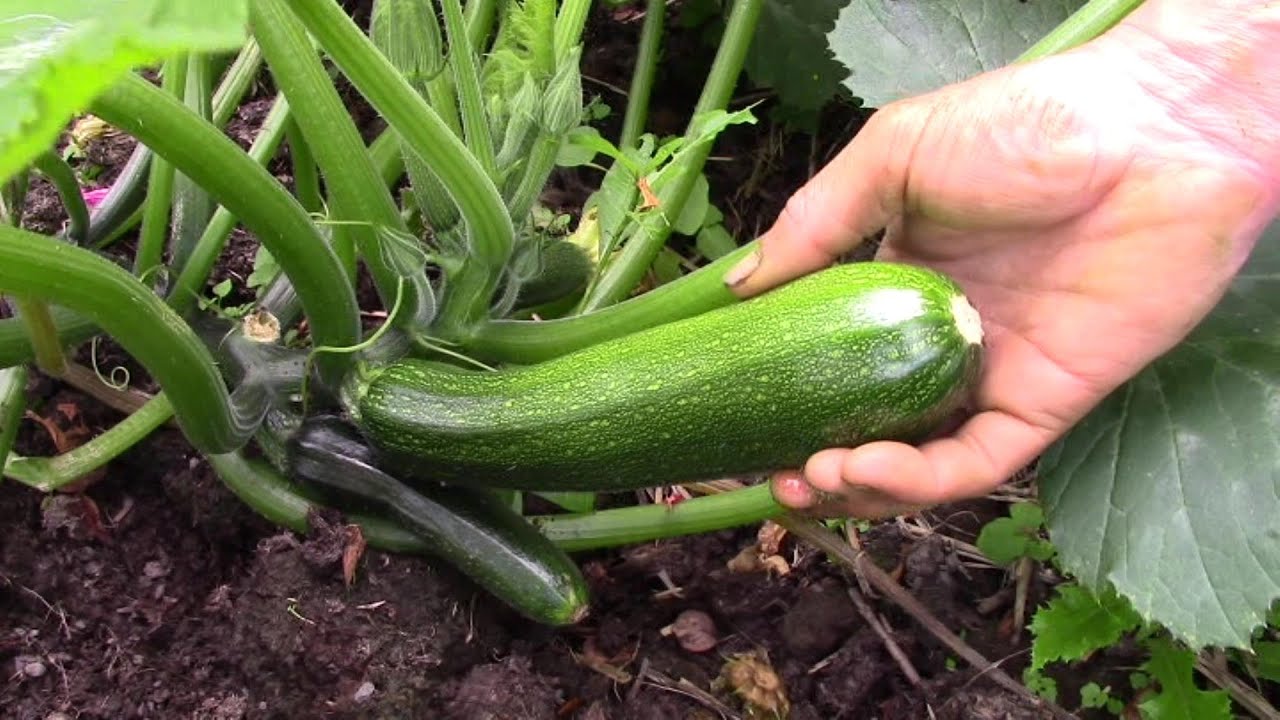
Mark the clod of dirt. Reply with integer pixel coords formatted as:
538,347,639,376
661,609,719,653
444,655,562,720
780,578,861,662
715,650,791,720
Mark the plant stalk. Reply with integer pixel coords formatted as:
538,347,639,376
1018,0,1144,61
619,0,664,150
0,365,26,466
0,225,249,454
251,0,410,317
440,0,497,178
169,53,218,276
10,298,66,376
579,0,763,311
281,0,513,337
90,73,362,387
554,0,593,61
3,392,175,492
30,151,90,244
135,56,187,279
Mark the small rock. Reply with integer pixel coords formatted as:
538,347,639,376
663,609,719,653
143,560,168,579
23,660,47,678
353,681,376,703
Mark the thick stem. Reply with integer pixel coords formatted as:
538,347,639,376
281,0,512,336
169,52,218,275
463,0,499,48
135,57,186,279
212,39,266,127
506,134,561,224
554,0,594,61
0,309,97,369
440,0,496,177
168,95,293,317
252,0,411,319
578,0,763,311
619,0,664,150
90,73,362,387
3,393,174,491
31,151,90,244
208,449,781,553
11,297,66,376
468,241,755,363
0,225,246,454
285,118,324,216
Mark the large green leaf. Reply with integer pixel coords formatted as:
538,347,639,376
826,0,1083,108
1040,221,1280,649
0,0,249,183
745,0,850,119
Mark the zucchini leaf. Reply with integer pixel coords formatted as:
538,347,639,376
0,0,249,183
826,0,1084,108
1040,220,1280,649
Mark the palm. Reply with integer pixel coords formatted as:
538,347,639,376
731,41,1271,516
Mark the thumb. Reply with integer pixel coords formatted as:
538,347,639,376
723,102,928,297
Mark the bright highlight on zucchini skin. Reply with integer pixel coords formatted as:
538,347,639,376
351,261,985,492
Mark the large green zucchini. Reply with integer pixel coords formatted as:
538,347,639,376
349,261,985,491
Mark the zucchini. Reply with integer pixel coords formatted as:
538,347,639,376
510,238,593,312
287,415,590,626
350,261,984,491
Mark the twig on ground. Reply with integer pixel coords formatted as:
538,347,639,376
1197,650,1280,720
636,663,741,719
1012,556,1034,640
845,584,923,687
779,515,1078,720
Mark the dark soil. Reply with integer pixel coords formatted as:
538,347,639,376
2,5,1078,720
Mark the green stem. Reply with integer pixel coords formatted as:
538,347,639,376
11,297,66,375
251,0,406,316
31,151,90,244
135,57,187,279
619,0,664,150
578,0,763,311
212,39,265,127
168,95,293,317
0,225,246,453
464,0,499,49
469,239,756,363
0,309,97,369
281,0,513,337
285,118,323,215
170,53,218,275
208,449,780,553
0,168,27,227
1017,0,1143,61
0,365,26,465
554,0,593,62
440,0,496,178
90,73,361,386
3,393,174,491
507,134,561,225
532,483,781,552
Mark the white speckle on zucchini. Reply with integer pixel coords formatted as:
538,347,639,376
951,294,984,346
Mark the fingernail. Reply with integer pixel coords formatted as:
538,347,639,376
723,249,761,288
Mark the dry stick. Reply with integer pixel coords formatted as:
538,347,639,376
778,515,1078,720
1012,556,1034,640
845,584,924,687
1196,650,1280,720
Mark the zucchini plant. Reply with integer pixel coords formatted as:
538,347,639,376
0,0,1141,624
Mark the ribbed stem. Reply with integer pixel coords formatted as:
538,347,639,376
554,0,593,61
168,95,293,317
0,365,26,466
135,57,186,279
0,225,245,453
169,53,217,275
252,0,409,317
281,0,513,336
31,151,89,244
90,73,361,386
440,0,496,177
4,393,174,491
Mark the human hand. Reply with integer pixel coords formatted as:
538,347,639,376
724,4,1280,518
